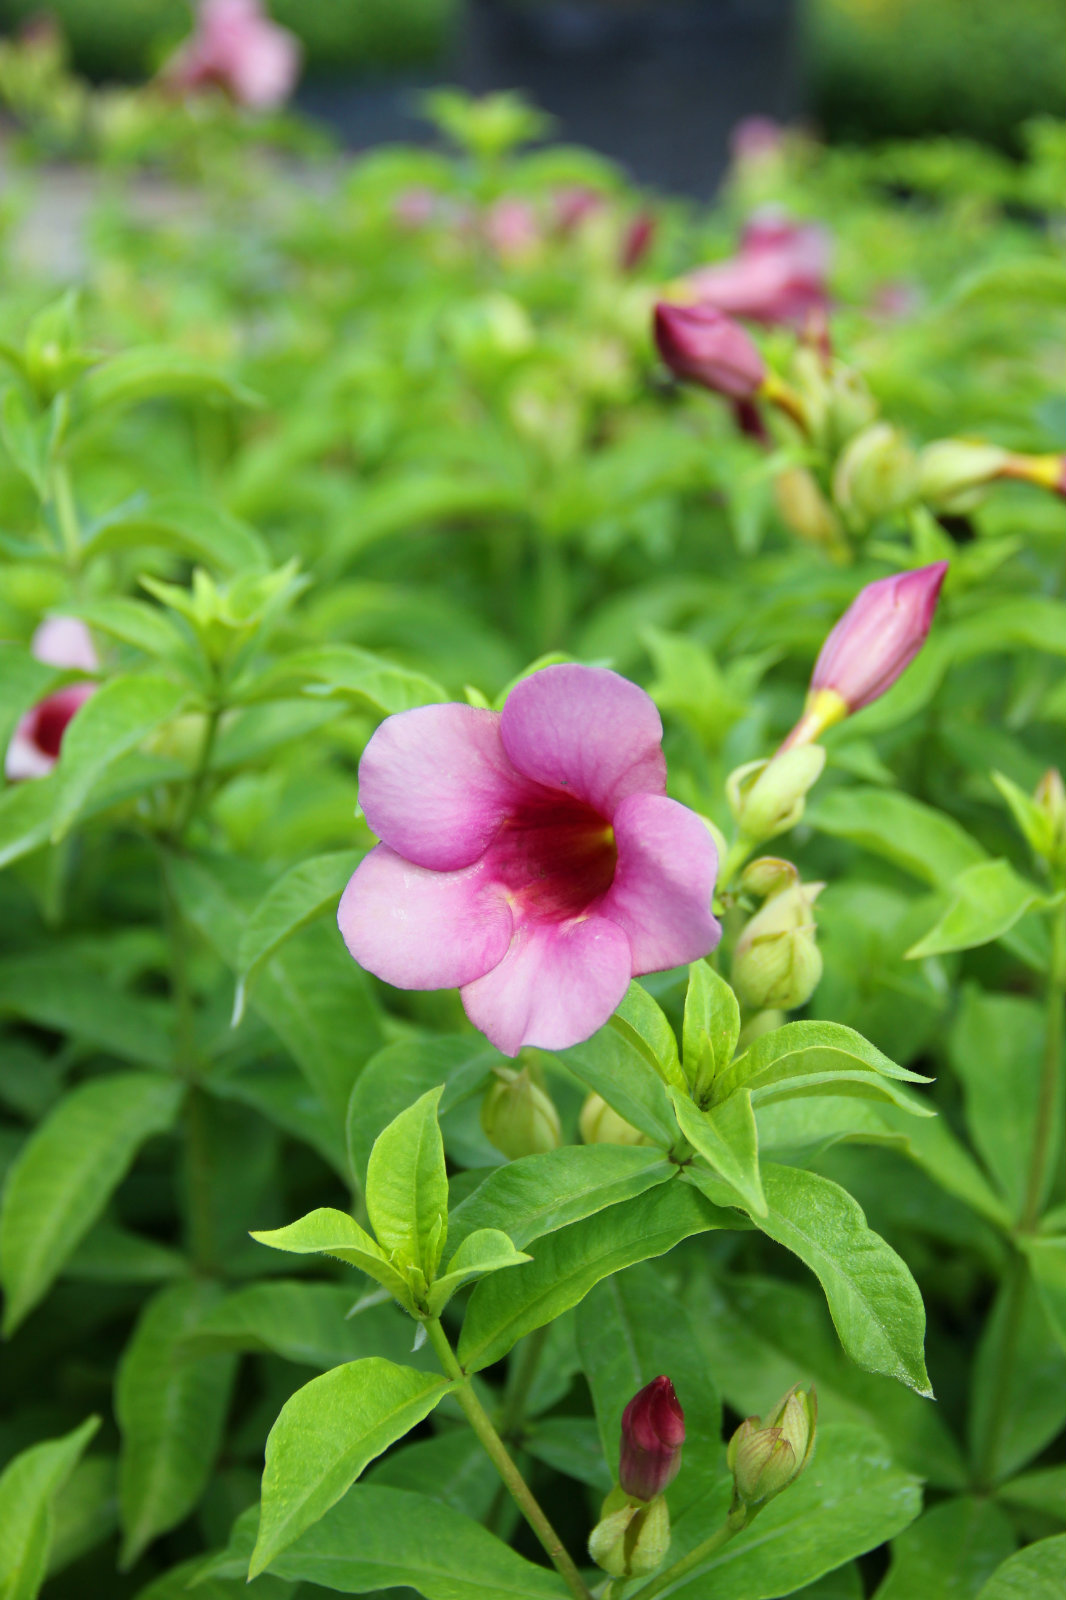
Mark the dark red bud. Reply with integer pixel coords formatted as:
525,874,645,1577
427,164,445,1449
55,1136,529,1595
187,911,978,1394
654,302,766,400
619,1376,685,1501
27,684,95,759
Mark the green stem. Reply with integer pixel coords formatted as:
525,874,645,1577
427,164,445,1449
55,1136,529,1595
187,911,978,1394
719,834,756,891
49,462,82,570
172,703,221,843
161,852,215,1272
630,1509,747,1600
425,1319,593,1600
1020,901,1065,1231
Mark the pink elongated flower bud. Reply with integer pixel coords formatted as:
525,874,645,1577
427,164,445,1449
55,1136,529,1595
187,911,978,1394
619,1376,685,1502
654,303,767,400
781,563,948,749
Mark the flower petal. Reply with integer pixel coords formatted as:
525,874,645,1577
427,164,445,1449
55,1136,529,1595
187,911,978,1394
500,665,666,816
4,718,55,781
358,704,525,871
461,915,632,1057
31,617,98,672
338,845,513,990
601,793,721,973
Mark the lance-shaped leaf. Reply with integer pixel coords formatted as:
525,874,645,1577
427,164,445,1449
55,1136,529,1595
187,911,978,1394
73,346,261,419
458,1179,733,1373
0,1416,99,1600
426,1229,531,1317
905,859,1048,961
365,1088,448,1279
0,1072,183,1333
81,494,268,573
448,1144,673,1255
683,960,740,1097
557,1017,678,1146
669,1084,766,1216
747,1163,932,1395
117,1281,236,1568
49,674,188,842
249,1359,455,1578
715,1020,932,1113
614,981,685,1088
975,1537,1066,1600
233,850,362,1024
250,1208,411,1307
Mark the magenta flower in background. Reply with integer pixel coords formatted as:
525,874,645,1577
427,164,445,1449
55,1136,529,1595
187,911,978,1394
780,562,949,749
484,199,542,263
684,210,830,328
338,665,720,1056
6,618,98,781
620,211,656,272
162,0,301,110
654,302,767,400
620,1377,686,1502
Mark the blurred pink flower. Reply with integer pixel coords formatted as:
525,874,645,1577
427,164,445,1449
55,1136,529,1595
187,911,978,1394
553,186,605,234
484,198,542,263
620,211,656,272
685,209,830,328
654,302,767,399
162,0,301,110
6,618,97,781
730,115,785,166
338,665,720,1056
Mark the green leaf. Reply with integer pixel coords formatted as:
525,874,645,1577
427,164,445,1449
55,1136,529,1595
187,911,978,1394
181,1281,429,1370
614,980,684,1088
81,494,269,574
970,1270,1066,1482
809,787,986,887
1019,1237,1066,1353
50,675,188,841
58,598,196,670
426,1229,531,1315
0,385,51,496
682,960,740,1095
522,1416,612,1493
365,1087,448,1277
557,1017,679,1146
210,1485,569,1597
578,1264,722,1511
63,1220,186,1284
448,1144,673,1254
0,1073,183,1333
949,987,1060,1219
116,1281,237,1569
688,1272,966,1489
670,1085,766,1215
366,1430,498,1520
347,1036,501,1188
250,1207,411,1305
233,849,362,1024
873,1497,1016,1600
73,347,261,419
749,1163,932,1395
246,644,447,715
995,1466,1066,1523
662,1425,922,1599
457,1179,733,1373
905,860,1047,960
0,954,174,1068
0,1416,99,1600
975,1538,1066,1600
249,1360,455,1577
715,1020,931,1113
135,1553,295,1599
325,471,524,570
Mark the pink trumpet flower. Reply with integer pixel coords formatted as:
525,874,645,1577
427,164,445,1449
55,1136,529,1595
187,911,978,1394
620,1377,686,1502
781,562,949,749
5,618,98,781
338,665,720,1056
162,0,301,110
685,210,830,328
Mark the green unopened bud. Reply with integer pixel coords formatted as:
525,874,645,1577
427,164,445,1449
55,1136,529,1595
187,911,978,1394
480,1064,561,1160
727,1385,817,1511
732,881,824,1011
726,747,826,843
917,439,1008,511
831,422,916,532
737,1008,787,1052
579,1092,651,1147
824,365,879,451
738,857,799,901
588,1486,671,1579
774,467,845,553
